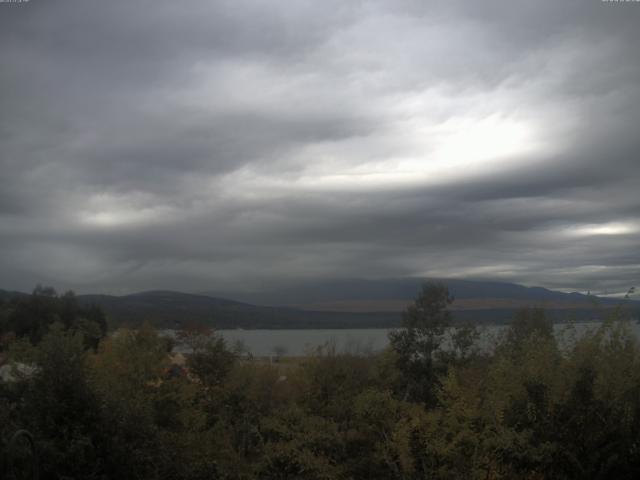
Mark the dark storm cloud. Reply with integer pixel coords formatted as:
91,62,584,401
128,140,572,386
1,0,639,296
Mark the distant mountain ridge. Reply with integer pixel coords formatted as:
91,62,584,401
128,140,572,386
1,279,637,329
74,290,398,329
203,278,634,308
203,278,638,323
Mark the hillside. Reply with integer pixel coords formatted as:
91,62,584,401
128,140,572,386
75,290,398,329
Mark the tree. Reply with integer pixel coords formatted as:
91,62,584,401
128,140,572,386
182,328,237,388
20,324,101,478
389,282,453,406
505,307,553,350
1,287,107,348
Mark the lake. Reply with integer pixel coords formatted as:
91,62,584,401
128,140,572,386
164,321,640,357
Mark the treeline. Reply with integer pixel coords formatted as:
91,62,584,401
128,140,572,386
1,284,640,479
0,285,107,348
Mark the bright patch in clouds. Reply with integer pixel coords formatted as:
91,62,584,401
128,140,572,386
78,193,178,228
223,110,543,194
567,222,640,237
428,114,537,168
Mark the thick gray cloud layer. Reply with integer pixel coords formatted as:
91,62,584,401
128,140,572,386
1,0,639,296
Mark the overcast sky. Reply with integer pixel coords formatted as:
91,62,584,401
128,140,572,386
1,0,639,296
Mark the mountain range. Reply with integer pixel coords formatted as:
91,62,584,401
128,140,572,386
2,278,637,329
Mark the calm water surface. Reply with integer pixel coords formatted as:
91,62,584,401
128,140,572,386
164,321,640,357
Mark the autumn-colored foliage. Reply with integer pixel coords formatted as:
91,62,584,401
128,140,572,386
2,284,640,478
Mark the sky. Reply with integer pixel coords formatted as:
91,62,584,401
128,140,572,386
1,0,639,297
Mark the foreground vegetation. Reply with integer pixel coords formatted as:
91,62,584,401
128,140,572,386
1,284,640,479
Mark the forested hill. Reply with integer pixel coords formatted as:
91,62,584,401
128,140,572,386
75,291,399,329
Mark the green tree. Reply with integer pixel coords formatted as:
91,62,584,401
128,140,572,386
389,282,453,405
20,324,101,479
182,328,237,388
504,307,553,351
2,286,107,348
